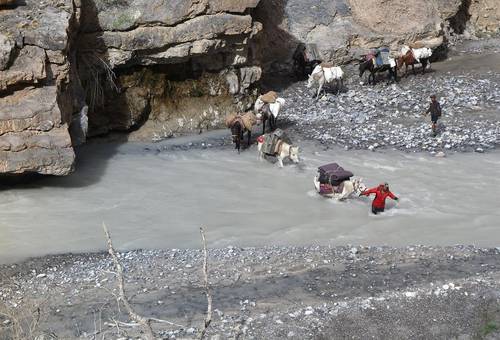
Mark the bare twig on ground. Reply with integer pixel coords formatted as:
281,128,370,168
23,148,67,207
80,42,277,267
102,223,156,340
199,226,213,339
102,223,185,339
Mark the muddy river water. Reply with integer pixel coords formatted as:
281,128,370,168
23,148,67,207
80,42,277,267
1,138,499,263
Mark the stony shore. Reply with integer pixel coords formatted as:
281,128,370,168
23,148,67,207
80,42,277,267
279,40,500,154
1,245,500,339
1,39,500,339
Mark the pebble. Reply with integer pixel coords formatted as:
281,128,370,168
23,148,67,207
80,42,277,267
282,71,500,153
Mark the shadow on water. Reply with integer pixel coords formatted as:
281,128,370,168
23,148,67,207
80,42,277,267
0,136,128,189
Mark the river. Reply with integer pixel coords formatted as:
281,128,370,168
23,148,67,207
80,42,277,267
1,137,499,263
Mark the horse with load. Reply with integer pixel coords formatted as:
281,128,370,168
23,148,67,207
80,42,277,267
313,163,366,200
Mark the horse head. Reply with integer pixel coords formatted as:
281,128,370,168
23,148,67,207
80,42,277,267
289,146,300,163
395,56,404,69
353,177,367,194
254,97,265,114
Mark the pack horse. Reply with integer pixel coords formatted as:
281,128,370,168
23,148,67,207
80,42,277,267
397,46,433,76
225,112,257,153
257,129,300,168
359,47,398,85
313,163,367,200
254,91,286,134
307,64,344,99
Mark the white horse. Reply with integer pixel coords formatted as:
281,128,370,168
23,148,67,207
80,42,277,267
254,97,285,133
257,137,300,168
307,64,344,99
313,176,367,200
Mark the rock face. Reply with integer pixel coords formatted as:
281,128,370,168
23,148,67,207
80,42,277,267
77,0,263,140
0,0,262,175
469,0,500,34
253,0,499,73
0,0,78,176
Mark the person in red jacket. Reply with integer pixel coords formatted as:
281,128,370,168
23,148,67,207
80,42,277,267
361,183,399,214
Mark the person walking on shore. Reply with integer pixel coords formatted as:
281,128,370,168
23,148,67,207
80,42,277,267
424,94,442,136
361,183,399,214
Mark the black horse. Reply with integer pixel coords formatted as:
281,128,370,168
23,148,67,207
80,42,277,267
359,59,398,85
259,105,277,134
230,121,251,153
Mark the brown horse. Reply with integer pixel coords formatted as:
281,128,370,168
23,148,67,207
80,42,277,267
230,120,251,154
226,112,257,153
397,50,430,77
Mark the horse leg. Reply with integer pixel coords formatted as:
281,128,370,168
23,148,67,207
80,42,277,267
412,64,416,76
317,80,323,99
422,60,427,74
270,115,276,131
277,155,284,168
262,117,266,134
247,130,251,148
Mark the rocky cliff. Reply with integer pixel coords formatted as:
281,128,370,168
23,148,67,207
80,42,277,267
253,0,499,73
0,0,77,175
0,0,262,175
0,0,498,176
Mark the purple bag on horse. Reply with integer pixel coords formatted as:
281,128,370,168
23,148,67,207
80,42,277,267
318,163,353,186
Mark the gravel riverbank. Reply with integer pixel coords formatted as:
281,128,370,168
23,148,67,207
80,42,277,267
280,51,500,154
2,39,500,340
1,245,500,339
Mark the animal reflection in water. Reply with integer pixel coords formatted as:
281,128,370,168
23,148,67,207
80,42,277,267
257,133,300,168
225,112,257,153
313,163,366,200
254,91,286,133
307,64,344,99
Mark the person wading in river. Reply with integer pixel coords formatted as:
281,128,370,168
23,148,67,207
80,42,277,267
424,94,442,136
361,183,399,214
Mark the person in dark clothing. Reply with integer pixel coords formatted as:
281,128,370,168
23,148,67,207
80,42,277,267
361,183,399,214
424,94,442,136
292,44,308,79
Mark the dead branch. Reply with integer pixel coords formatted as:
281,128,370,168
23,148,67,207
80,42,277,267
102,223,155,340
199,226,212,339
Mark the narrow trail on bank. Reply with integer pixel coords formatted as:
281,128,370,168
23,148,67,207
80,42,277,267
1,141,499,263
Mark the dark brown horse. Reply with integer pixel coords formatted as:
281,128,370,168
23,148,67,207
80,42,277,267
397,50,430,76
259,105,277,134
359,58,398,85
230,120,251,153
